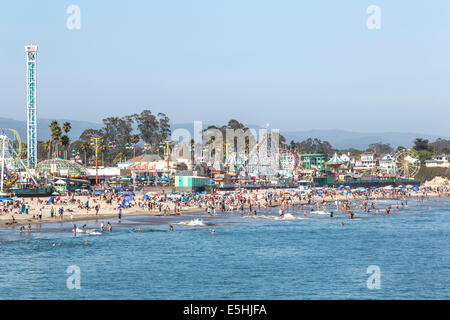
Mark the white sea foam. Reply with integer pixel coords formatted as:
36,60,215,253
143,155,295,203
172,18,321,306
310,210,331,215
178,219,207,226
74,228,102,235
86,230,102,235
244,214,307,221
275,213,305,220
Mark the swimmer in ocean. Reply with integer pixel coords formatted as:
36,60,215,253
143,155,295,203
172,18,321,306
169,225,173,231
330,211,334,218
211,229,216,235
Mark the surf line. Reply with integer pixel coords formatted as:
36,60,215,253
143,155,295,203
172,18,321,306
183,304,217,318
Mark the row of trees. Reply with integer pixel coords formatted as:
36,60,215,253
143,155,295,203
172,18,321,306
39,121,72,160
35,113,449,167
70,110,171,165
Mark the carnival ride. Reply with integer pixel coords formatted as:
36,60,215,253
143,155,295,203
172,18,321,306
394,150,420,179
278,149,300,172
0,129,37,193
243,132,279,177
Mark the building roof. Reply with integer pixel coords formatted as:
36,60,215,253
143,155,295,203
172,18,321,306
126,153,163,163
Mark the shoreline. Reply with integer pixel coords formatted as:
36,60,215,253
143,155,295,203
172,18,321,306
0,206,203,229
1,191,446,229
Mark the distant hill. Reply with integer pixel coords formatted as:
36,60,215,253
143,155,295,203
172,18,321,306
0,117,102,141
1,117,447,150
171,123,448,149
280,129,449,150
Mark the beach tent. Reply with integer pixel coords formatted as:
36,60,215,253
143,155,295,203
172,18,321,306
0,197,12,201
47,196,56,204
55,180,66,185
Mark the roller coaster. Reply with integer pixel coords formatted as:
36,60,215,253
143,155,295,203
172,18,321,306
0,128,37,194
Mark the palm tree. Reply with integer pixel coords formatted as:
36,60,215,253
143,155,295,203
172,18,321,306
61,135,70,159
81,141,90,165
62,122,71,159
131,134,140,158
50,120,62,158
43,139,52,160
62,122,71,135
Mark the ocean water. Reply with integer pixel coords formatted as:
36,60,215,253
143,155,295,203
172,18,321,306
0,197,449,299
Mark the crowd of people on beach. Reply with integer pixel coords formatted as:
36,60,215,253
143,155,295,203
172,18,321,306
1,185,448,232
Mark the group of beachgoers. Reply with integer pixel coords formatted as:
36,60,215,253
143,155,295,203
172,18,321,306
2,185,448,232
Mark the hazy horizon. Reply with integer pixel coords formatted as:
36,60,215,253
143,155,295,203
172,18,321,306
1,1,449,136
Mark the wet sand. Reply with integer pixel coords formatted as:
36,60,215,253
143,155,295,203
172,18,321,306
0,191,447,229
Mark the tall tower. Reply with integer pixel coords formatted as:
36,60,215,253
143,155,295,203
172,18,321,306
25,44,38,168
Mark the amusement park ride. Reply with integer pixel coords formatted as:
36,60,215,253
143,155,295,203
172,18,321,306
0,128,38,196
193,126,422,185
0,45,40,196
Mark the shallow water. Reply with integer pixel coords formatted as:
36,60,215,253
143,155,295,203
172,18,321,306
0,197,449,299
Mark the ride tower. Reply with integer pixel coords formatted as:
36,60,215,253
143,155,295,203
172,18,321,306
25,44,38,168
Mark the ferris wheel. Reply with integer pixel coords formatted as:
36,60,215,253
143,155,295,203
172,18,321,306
394,150,420,179
278,149,300,171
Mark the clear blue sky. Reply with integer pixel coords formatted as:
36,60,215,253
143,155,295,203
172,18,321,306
0,0,449,136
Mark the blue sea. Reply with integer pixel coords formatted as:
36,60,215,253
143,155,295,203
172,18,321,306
0,197,449,299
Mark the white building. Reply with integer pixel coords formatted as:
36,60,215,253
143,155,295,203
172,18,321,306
425,155,449,168
355,152,377,168
379,154,395,173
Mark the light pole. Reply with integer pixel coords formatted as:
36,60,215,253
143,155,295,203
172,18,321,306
164,140,172,172
90,137,102,187
224,143,231,173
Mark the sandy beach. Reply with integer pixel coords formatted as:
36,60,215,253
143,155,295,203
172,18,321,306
1,188,447,229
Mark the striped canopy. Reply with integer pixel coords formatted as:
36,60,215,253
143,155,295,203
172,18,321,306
327,153,343,164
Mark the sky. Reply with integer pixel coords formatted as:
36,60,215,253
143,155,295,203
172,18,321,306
0,0,449,136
